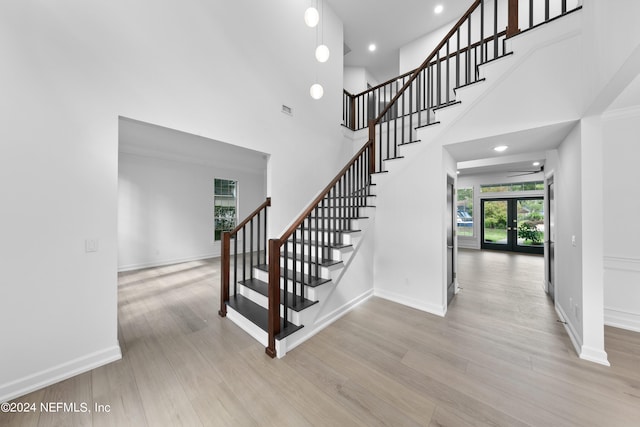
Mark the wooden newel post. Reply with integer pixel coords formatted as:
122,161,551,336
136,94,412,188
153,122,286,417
506,0,520,38
266,239,281,358
219,231,231,317
368,119,376,173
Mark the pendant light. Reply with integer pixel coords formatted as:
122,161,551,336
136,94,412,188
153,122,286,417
315,0,330,63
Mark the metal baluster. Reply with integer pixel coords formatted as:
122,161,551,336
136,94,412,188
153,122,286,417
545,0,549,21
529,0,533,28
446,39,450,104
437,51,441,106
408,77,413,142
234,235,238,295
562,0,567,14
467,15,471,84
242,226,246,283
314,207,319,278
250,220,254,279
456,27,461,89
480,0,485,63
493,0,498,60
284,241,289,326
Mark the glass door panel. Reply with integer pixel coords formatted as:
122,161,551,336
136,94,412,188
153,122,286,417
482,200,508,246
481,198,544,254
516,199,544,249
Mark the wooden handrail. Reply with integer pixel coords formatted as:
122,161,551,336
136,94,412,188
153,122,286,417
373,0,482,125
275,142,372,245
230,197,271,235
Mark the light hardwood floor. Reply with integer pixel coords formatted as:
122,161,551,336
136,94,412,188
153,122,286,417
2,249,639,426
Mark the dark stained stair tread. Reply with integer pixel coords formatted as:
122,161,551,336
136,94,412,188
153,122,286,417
239,278,318,312
226,295,303,340
256,264,331,287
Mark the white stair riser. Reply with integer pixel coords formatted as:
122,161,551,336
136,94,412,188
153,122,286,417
237,284,322,326
307,217,363,230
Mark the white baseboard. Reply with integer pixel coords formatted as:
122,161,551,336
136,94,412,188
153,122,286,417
0,345,122,403
604,308,640,333
580,345,610,366
118,252,219,272
374,289,446,317
555,303,582,356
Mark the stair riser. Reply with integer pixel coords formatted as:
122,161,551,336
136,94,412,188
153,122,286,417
253,266,339,286
306,218,363,230
287,231,360,247
313,206,374,217
287,243,352,262
322,195,376,205
253,263,332,283
237,284,321,326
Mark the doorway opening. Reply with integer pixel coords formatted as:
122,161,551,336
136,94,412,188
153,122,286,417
481,197,544,255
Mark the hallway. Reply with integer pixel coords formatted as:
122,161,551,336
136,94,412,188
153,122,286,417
2,251,639,426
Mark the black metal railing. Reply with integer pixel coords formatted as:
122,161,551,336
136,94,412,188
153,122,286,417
266,143,373,357
344,0,582,152
219,198,270,317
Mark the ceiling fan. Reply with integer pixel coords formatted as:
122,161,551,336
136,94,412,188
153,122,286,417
507,164,544,177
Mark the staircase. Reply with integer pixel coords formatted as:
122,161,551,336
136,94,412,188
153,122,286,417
220,0,583,358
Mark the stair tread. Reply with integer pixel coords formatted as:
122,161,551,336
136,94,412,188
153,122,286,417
256,264,331,287
288,241,353,251
282,254,343,267
324,194,376,199
432,100,462,111
311,216,369,220
398,140,421,146
239,278,318,312
227,295,303,340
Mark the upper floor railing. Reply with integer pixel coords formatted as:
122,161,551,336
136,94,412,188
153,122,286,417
343,0,582,136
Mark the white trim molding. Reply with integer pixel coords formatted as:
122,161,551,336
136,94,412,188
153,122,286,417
0,346,122,403
604,256,640,272
604,256,640,332
374,289,446,317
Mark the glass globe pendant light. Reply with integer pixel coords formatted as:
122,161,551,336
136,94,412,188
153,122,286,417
304,7,319,27
310,83,324,100
315,44,330,62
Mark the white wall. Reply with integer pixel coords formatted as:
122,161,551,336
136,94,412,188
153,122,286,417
602,107,640,332
0,0,346,402
582,0,640,111
118,152,266,271
372,141,457,316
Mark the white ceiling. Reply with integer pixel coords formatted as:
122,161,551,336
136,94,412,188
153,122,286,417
118,118,268,173
326,0,474,82
452,121,578,176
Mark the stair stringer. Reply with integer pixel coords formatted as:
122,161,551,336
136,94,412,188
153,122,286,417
275,211,376,357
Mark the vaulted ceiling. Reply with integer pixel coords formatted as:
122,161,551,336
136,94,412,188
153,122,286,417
326,0,474,82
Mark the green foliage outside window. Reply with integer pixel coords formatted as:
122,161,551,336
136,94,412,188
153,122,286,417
214,179,237,241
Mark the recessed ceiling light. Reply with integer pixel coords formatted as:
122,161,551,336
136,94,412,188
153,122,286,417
434,4,444,14
368,43,377,52
494,145,508,152
533,161,540,166
456,170,460,174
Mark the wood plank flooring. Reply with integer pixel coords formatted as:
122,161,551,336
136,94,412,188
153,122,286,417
2,249,639,426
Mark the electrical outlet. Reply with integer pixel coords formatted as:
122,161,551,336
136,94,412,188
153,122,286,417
571,235,576,246
85,238,99,253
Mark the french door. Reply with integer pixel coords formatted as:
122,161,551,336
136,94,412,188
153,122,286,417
481,198,544,254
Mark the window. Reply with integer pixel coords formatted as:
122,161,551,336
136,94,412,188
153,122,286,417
457,187,474,237
480,181,544,193
214,179,237,241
